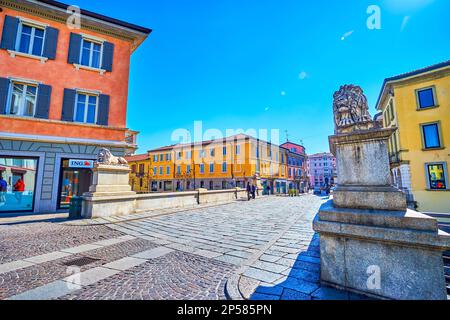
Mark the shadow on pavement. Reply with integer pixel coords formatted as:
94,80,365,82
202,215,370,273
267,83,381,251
249,233,374,301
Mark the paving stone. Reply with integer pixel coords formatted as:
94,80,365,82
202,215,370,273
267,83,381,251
214,255,245,266
249,293,281,300
103,257,147,271
226,251,253,259
194,250,223,259
311,286,350,300
243,267,283,283
254,284,284,296
64,267,120,287
259,254,280,263
276,276,320,294
8,280,81,300
23,252,72,264
0,260,35,274
132,247,174,260
253,261,289,273
61,244,103,254
281,288,312,300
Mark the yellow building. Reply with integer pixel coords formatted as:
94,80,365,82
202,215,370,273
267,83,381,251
126,134,289,194
376,60,450,213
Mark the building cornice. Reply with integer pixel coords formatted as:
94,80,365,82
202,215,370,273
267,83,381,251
0,131,129,147
0,0,151,51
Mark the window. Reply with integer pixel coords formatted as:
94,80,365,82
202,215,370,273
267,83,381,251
177,152,182,160
223,147,227,156
0,156,38,212
199,150,206,158
426,163,447,190
166,153,171,161
80,38,102,69
159,167,163,175
236,145,241,155
139,164,144,174
153,155,158,162
187,165,191,174
8,82,37,117
153,167,157,176
210,148,215,157
17,24,45,56
159,154,164,161
222,162,227,173
75,93,98,124
131,165,136,173
177,166,181,175
209,163,215,173
200,164,205,174
186,151,192,160
417,87,436,109
422,123,442,149
166,166,170,175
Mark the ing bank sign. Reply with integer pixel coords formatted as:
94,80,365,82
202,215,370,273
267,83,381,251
69,159,95,169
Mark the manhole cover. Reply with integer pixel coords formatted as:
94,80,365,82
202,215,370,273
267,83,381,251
62,257,101,267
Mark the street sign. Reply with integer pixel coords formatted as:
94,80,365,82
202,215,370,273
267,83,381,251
69,159,95,169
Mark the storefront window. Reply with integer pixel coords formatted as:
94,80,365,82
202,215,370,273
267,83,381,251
0,157,38,213
59,159,93,209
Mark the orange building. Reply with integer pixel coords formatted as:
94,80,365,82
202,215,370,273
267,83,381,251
0,0,151,213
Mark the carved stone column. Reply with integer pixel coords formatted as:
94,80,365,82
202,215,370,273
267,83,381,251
313,85,450,300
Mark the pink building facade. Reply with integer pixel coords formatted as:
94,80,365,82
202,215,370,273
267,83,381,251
280,142,308,192
307,152,336,189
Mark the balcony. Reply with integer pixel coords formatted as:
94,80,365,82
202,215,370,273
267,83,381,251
125,130,139,156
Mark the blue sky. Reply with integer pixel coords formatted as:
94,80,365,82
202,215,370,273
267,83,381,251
73,0,450,154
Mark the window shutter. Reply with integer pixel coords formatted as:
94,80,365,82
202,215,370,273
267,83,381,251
42,27,59,60
101,41,114,72
0,78,10,115
67,33,82,64
61,89,76,121
97,94,110,126
0,16,19,50
34,84,52,119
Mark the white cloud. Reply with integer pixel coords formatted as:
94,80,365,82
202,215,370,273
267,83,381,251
400,16,410,31
341,30,354,41
298,71,308,80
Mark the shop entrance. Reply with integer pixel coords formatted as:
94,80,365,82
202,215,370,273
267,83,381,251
58,159,93,209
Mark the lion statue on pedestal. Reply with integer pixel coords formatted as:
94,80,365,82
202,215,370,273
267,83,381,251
333,85,373,133
96,148,128,166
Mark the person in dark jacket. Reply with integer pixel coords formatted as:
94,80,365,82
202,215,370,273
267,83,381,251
246,182,252,201
251,184,256,199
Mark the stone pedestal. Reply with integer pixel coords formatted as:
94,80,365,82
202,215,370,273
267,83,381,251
81,164,137,218
313,127,450,300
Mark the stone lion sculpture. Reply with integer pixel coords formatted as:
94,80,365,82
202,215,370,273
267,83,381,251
96,148,128,166
333,84,373,133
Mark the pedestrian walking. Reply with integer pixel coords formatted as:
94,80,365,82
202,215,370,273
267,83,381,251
0,174,7,204
246,182,252,201
251,184,256,199
266,185,271,195
14,177,25,204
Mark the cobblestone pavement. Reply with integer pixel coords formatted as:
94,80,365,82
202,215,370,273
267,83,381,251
0,195,330,300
